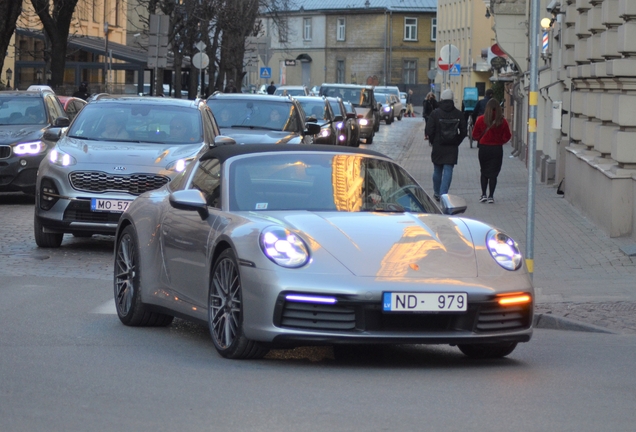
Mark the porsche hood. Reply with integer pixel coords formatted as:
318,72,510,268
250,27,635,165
271,212,478,278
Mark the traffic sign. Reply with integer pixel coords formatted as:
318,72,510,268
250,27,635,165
449,63,461,76
260,67,272,79
192,52,209,69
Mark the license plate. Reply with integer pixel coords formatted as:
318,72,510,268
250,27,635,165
383,292,467,312
90,198,132,213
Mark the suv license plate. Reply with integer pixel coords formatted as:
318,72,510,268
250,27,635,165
90,198,132,213
383,292,467,312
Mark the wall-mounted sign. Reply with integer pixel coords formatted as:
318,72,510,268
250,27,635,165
284,59,297,66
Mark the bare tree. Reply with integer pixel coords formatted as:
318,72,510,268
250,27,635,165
29,0,79,88
0,0,23,84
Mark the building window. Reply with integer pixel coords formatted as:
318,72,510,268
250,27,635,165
336,60,345,83
431,18,437,41
337,18,346,41
403,59,417,85
93,0,100,23
404,17,417,41
115,0,121,26
278,18,288,43
303,18,312,41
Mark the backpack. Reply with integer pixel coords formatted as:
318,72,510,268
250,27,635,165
438,117,461,144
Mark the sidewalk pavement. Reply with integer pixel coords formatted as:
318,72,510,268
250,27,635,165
394,118,636,334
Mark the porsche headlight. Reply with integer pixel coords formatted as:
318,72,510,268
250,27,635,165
486,230,522,271
260,226,309,268
14,141,46,155
48,149,76,167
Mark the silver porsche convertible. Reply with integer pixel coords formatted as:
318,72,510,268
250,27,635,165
114,145,533,359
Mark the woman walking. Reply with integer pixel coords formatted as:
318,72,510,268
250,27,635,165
422,92,438,123
471,98,511,204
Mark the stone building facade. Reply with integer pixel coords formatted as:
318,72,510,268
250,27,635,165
492,0,636,239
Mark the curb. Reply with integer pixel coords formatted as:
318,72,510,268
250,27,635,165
533,313,617,334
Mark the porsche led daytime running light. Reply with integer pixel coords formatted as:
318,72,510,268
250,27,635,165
486,230,522,271
285,294,337,304
498,294,532,306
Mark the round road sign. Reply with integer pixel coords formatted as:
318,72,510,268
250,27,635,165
192,52,210,69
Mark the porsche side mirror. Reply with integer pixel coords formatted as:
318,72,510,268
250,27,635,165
169,189,210,219
439,194,467,215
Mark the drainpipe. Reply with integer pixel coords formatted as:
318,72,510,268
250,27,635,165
384,9,388,85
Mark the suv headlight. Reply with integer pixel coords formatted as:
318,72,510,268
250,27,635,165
14,141,46,155
320,127,331,137
166,157,194,173
48,149,76,167
260,226,309,268
486,230,522,271
359,119,369,126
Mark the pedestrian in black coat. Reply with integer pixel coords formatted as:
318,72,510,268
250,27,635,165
424,89,467,200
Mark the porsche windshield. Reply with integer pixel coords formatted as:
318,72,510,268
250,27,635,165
67,103,203,144
228,153,437,213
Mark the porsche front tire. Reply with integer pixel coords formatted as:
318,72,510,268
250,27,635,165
114,225,174,327
208,249,268,359
457,342,517,359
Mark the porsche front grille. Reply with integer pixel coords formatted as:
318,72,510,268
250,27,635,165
475,304,532,332
280,302,356,331
69,171,170,195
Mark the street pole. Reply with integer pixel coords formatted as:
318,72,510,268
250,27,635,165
526,0,540,280
104,21,109,91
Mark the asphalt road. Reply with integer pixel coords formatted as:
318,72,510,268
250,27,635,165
1,120,636,431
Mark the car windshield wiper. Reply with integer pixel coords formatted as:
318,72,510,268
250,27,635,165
362,203,405,213
228,125,279,131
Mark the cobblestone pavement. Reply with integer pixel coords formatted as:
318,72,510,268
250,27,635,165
2,117,635,334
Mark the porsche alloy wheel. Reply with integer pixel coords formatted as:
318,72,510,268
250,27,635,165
208,249,268,359
114,225,173,327
457,342,518,359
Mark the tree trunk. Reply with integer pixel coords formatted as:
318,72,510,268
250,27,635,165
0,0,22,83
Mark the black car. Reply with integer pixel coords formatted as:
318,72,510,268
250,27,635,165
0,89,70,195
319,83,378,143
294,96,343,145
206,93,320,144
342,101,361,147
326,96,354,146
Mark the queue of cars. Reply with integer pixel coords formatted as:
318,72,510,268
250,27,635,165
1,83,534,361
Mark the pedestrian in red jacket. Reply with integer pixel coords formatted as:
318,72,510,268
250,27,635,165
471,98,511,204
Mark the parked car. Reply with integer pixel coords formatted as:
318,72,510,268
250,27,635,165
375,86,405,121
400,91,407,107
325,96,354,146
319,83,378,144
273,85,309,96
34,96,227,248
206,93,319,144
294,95,343,145
113,144,533,360
57,96,87,121
0,89,70,195
342,101,361,147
